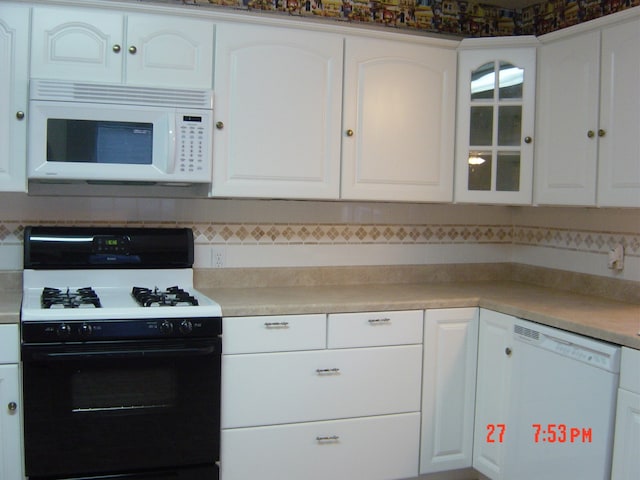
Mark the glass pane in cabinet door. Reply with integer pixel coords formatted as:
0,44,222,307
471,62,495,100
468,152,492,191
497,106,522,146
470,107,493,145
498,62,523,99
496,152,520,191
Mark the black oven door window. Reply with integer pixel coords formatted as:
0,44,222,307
22,339,221,479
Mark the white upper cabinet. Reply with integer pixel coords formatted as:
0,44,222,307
341,36,456,202
534,30,599,205
455,38,537,205
211,22,343,199
30,6,214,88
597,16,640,207
0,2,28,192
535,12,640,207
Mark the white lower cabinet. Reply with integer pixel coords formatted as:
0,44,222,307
220,310,423,480
222,345,422,428
472,310,515,479
420,308,479,474
0,325,22,480
221,412,420,480
611,347,640,479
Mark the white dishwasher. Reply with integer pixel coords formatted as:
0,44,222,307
505,318,621,479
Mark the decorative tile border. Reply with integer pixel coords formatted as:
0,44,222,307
1,221,638,257
513,226,640,257
190,223,512,245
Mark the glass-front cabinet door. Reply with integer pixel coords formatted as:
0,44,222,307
455,39,538,204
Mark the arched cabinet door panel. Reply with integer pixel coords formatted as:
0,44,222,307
30,6,213,88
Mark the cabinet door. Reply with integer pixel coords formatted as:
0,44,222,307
0,365,22,480
597,17,640,207
341,36,456,202
212,23,343,199
455,44,536,204
125,14,213,88
0,3,28,191
31,6,124,83
473,309,515,480
535,31,600,206
221,413,420,480
611,389,640,480
420,308,478,474
221,345,422,428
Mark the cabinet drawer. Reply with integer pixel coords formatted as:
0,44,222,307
223,314,326,354
221,412,420,480
328,310,423,348
620,347,640,394
221,345,422,428
0,324,19,363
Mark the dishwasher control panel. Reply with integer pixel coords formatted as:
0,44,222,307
513,320,621,373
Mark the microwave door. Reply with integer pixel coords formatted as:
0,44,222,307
28,101,171,182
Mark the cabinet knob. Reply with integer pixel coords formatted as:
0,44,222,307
216,121,224,130
346,129,354,137
505,347,512,357
524,136,532,144
16,111,25,120
7,402,17,412
128,45,137,54
598,129,606,137
587,130,595,138
112,44,121,53
316,435,339,442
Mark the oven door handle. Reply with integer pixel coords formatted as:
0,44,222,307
25,344,219,361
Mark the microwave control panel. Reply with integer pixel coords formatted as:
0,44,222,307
176,113,210,175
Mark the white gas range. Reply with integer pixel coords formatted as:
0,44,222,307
20,226,222,341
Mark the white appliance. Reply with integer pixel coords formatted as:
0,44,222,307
28,79,213,185
505,318,621,479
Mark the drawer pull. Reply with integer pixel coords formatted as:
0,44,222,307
368,318,391,324
316,435,340,442
316,368,340,375
264,321,290,328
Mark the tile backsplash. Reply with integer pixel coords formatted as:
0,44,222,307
1,194,638,282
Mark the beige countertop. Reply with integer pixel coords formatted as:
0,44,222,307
200,281,640,349
2,281,639,349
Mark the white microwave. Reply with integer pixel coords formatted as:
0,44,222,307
28,79,214,185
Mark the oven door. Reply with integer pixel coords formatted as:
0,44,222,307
22,338,221,479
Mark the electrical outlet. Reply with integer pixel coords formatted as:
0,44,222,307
607,244,624,271
212,246,226,268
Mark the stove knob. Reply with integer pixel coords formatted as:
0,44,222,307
79,323,93,338
57,323,72,339
179,319,193,335
159,320,174,335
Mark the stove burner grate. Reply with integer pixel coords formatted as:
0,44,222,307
41,287,102,309
131,286,199,307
